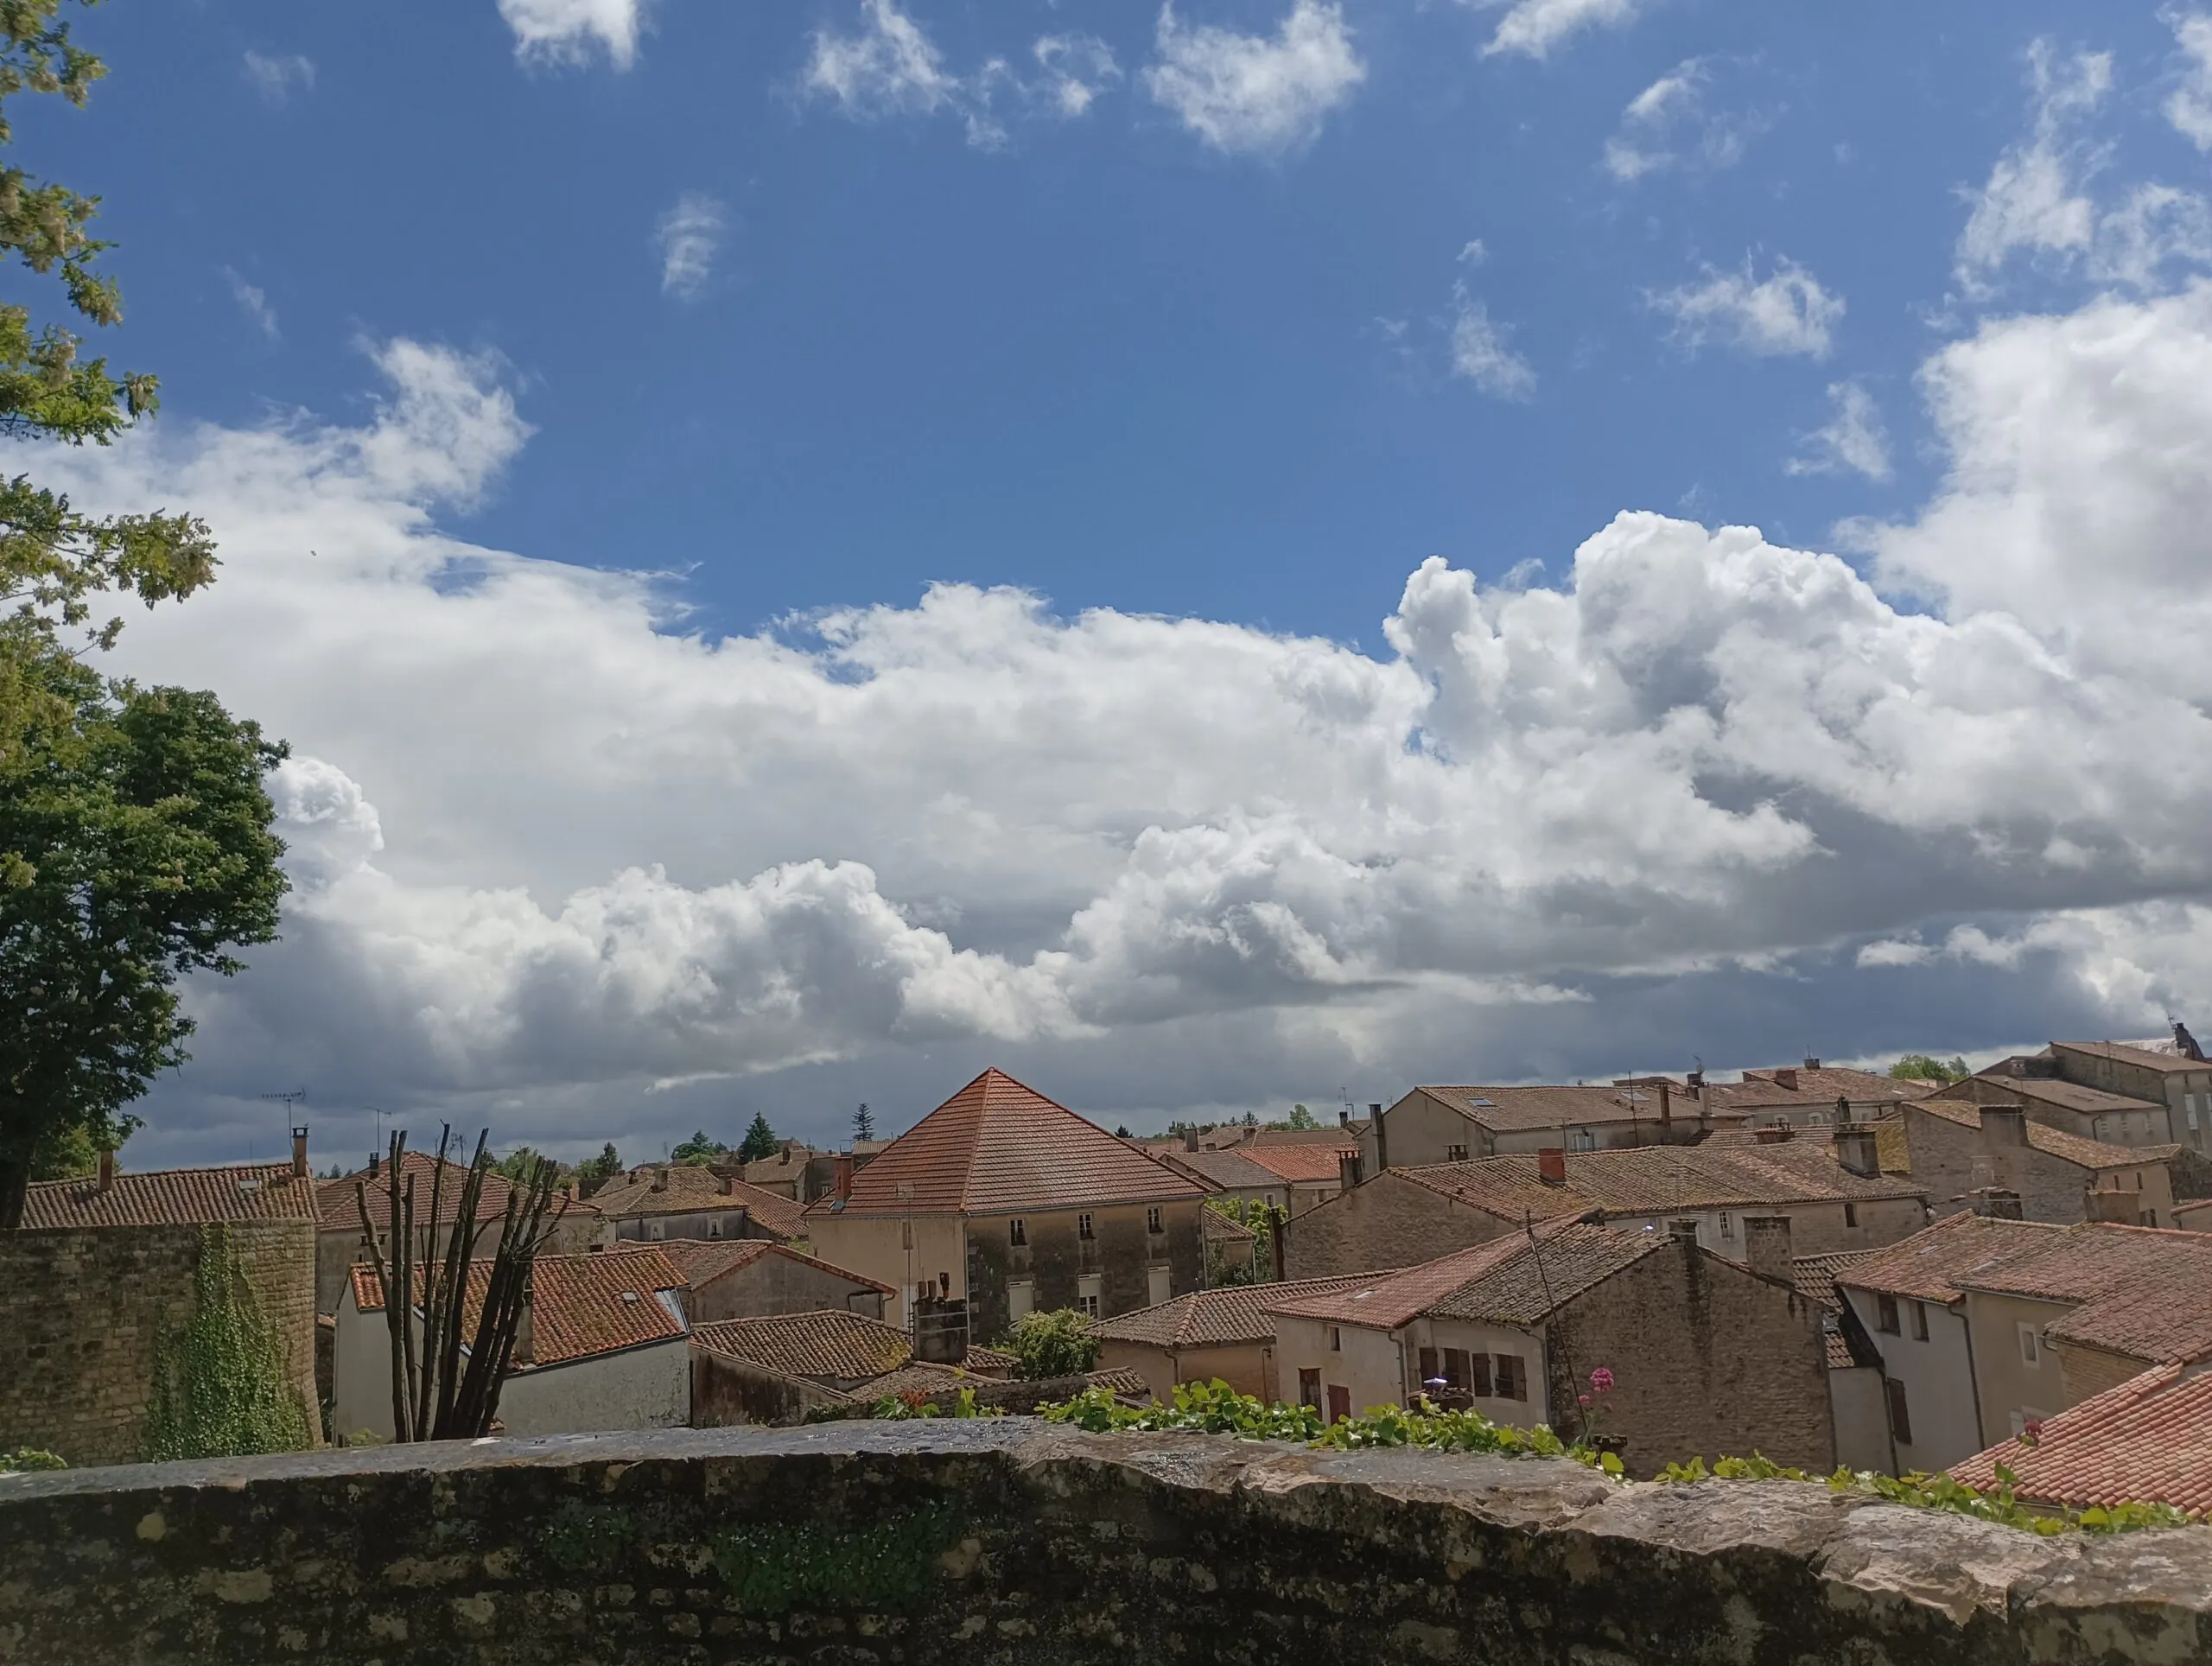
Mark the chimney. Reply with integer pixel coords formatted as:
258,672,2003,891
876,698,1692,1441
1536,1148,1567,1186
367,1152,381,1179
1754,1126,1794,1145
2085,1186,2139,1224
1772,1067,1798,1091
1183,1127,1199,1154
1669,1218,1700,1243
513,1273,535,1367
97,1148,117,1194
652,1165,669,1192
718,1173,734,1196
1269,1205,1287,1282
1802,1056,1821,1071
1833,1126,1879,1179
1373,1104,1389,1173
1742,1216,1793,1281
291,1125,309,1180
1338,1150,1365,1191
2174,1019,2204,1062
1974,1188,2024,1220
1981,1106,2028,1148
1657,1079,1672,1144
1338,1108,1350,1128
833,1155,855,1201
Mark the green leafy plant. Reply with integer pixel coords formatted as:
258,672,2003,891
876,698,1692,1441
141,1224,313,1461
709,1501,963,1613
1001,1307,1100,1379
1655,1454,2194,1536
1204,1195,1280,1286
1890,1053,1970,1084
0,1447,65,1472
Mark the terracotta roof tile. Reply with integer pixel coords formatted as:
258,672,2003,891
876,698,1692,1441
1161,1150,1285,1191
584,1167,804,1238
805,1069,1205,1218
1948,1078,2166,1116
1951,1361,2212,1515
1414,1084,1701,1134
315,1151,568,1231
24,1163,320,1229
1391,1142,1923,1220
691,1309,918,1382
1792,1250,1876,1311
1833,1213,2066,1303
1265,1223,1655,1331
1091,1275,1383,1350
349,1247,688,1367
1084,1367,1152,1397
1240,1144,1357,1184
963,1344,1018,1376
1721,1067,1936,1109
1906,1101,2164,1170
653,1238,893,1294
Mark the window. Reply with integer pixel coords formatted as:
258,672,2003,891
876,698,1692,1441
1146,1206,1163,1235
1843,1202,1859,1229
1330,1326,1343,1352
1567,1129,1597,1152
1417,1346,1440,1387
2018,1323,2042,1367
1808,1111,1827,1127
1494,1353,1528,1402
648,1220,665,1241
1078,1212,1095,1241
1079,1294,1100,1319
1327,1385,1351,1424
1910,1300,1929,1342
900,1220,913,1250
1009,1218,1027,1246
1465,1351,1491,1398
707,1218,722,1239
1446,1144,1469,1164
1876,1293,1900,1334
1885,1378,1913,1445
1298,1368,1322,1410
1008,1278,1034,1322
1147,1264,1171,1307
1719,1211,1734,1240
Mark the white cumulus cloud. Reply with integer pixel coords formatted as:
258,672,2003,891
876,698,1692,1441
655,193,728,299
802,0,1015,149
1033,35,1121,118
499,0,648,68
1653,258,1843,359
1143,0,1365,157
2165,10,2212,150
1604,57,1760,181
1787,381,1891,481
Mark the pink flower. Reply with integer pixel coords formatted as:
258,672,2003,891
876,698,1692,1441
1579,1395,1592,1407
2020,1419,2044,1446
1589,1368,1615,1394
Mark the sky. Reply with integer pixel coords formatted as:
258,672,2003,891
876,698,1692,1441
33,0,2212,1167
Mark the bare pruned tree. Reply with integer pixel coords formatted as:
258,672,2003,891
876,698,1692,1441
353,1126,569,1441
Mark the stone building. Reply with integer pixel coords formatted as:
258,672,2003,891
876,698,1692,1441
1881,1099,2177,1227
333,1246,693,1441
1359,1084,1747,1169
1935,1066,2176,1150
1701,1061,1937,1129
655,1238,892,1324
3,1141,321,1466
1836,1214,2212,1472
690,1309,1018,1427
802,1068,1207,1339
584,1164,807,1246
1961,1033,2212,1153
1265,1218,1834,1476
1090,1274,1378,1404
1285,1136,1929,1280
313,1149,607,1315
1159,1146,1291,1217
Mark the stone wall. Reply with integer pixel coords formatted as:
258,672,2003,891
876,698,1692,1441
0,1221,318,1468
1283,1171,1510,1279
0,1422,2205,1664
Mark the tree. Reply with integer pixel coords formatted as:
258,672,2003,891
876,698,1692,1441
574,1142,622,1199
671,1129,728,1166
735,1113,779,1164
1891,1054,1970,1084
1285,1103,1319,1130
1001,1308,1099,1379
493,1145,566,1185
852,1102,875,1142
0,5,283,1227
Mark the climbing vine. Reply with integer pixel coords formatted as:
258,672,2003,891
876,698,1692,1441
709,1501,964,1613
141,1224,312,1461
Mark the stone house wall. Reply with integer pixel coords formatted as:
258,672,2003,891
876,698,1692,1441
0,1220,317,1467
1281,1171,1512,1279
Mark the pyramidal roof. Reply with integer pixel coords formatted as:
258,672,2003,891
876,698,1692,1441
810,1068,1205,1218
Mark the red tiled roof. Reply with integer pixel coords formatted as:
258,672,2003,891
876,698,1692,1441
348,1247,688,1367
316,1150,582,1231
2051,1041,2212,1076
1951,1362,2212,1516
1240,1144,1356,1184
1413,1084,1707,1134
1391,1141,1923,1220
1161,1149,1286,1192
653,1237,893,1294
806,1069,1205,1218
1266,1222,1654,1330
584,1166,804,1237
1792,1250,1876,1311
1833,1213,2065,1303
691,1309,917,1382
963,1344,1018,1377
1725,1067,1936,1109
1091,1275,1382,1350
23,1163,319,1230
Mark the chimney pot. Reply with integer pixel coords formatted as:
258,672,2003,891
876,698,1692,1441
719,1173,734,1196
1338,1108,1350,1128
367,1152,380,1179
1338,1150,1364,1191
291,1125,309,1180
1183,1127,1199,1153
1977,1188,2024,1220
833,1155,855,1200
1536,1147,1567,1186
97,1148,117,1193
1803,1056,1821,1071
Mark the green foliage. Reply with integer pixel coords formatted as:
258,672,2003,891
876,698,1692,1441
736,1112,780,1163
1001,1307,1100,1379
537,1499,636,1574
1890,1053,1971,1084
866,1386,999,1420
0,1446,64,1472
141,1224,313,1462
574,1141,622,1196
493,1145,566,1185
1653,1456,2194,1536
709,1501,963,1613
851,1102,875,1142
671,1129,728,1166
1283,1103,1319,1130
27,1105,134,1178
1204,1194,1279,1286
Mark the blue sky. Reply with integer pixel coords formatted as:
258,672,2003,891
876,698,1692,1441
41,0,2212,1162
